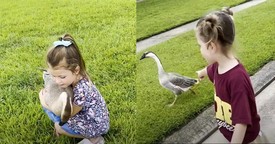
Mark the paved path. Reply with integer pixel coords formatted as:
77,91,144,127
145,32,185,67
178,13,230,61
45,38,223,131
203,79,275,143
136,0,266,53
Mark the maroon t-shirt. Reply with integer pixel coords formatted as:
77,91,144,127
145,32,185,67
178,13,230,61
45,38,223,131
207,62,260,143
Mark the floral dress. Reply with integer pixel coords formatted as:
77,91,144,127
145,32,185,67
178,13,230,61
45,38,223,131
67,78,109,138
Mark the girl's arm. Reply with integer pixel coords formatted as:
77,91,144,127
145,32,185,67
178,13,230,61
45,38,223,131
231,123,247,143
71,104,82,117
196,67,207,81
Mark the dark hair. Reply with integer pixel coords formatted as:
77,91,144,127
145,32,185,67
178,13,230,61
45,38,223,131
196,7,235,55
46,33,90,79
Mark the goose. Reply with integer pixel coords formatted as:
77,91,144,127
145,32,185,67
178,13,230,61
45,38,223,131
140,51,198,107
42,70,74,126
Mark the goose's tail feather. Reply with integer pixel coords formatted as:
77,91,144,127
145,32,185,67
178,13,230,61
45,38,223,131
59,92,72,126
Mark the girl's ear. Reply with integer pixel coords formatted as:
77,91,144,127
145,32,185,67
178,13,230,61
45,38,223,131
209,42,217,53
74,65,80,75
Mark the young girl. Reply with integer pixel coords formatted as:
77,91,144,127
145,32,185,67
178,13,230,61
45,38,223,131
39,34,109,144
195,8,261,143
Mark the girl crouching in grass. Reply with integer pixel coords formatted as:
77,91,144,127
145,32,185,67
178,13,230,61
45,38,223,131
39,34,109,144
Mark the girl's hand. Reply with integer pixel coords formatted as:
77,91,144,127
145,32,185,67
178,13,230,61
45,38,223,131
196,71,204,81
196,67,207,81
54,122,61,137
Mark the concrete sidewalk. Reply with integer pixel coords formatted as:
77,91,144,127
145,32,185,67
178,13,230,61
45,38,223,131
162,61,275,143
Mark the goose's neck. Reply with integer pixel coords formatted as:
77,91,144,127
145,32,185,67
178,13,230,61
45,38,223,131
151,55,165,75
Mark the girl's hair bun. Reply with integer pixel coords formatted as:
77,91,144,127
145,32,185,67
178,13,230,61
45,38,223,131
221,7,233,16
205,15,218,27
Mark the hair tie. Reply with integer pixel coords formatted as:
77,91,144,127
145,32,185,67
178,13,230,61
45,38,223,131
53,40,72,47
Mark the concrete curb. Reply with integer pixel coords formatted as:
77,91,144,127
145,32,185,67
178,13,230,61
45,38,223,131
162,61,275,143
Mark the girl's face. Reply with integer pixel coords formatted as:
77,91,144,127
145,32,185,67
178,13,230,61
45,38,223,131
48,67,79,88
196,33,215,64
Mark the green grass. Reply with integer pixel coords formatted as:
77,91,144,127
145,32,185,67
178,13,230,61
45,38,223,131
0,0,135,143
136,0,275,143
137,0,246,41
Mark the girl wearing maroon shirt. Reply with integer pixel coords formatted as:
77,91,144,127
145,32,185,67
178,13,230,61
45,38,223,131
195,8,262,143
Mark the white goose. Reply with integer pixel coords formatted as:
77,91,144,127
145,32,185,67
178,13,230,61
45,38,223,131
140,51,198,107
42,70,73,126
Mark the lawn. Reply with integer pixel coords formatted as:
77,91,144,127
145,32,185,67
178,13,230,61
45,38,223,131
136,0,275,143
137,0,246,41
0,0,135,144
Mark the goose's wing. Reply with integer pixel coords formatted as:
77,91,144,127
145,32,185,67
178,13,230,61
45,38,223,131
168,72,198,88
